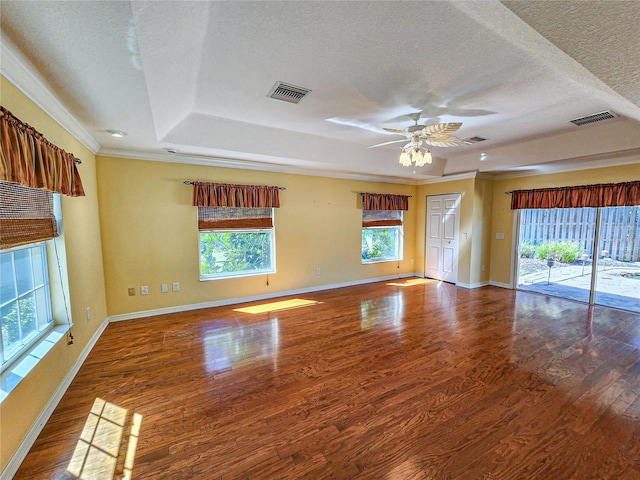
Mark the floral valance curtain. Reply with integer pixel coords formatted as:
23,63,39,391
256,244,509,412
510,181,640,210
362,193,410,211
192,182,280,208
0,106,85,197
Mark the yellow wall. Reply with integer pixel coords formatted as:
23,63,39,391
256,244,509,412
0,77,108,471
96,156,418,316
470,177,494,285
490,164,640,285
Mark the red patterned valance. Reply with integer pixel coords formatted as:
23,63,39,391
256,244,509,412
510,181,640,209
193,182,280,208
362,192,410,211
0,106,85,197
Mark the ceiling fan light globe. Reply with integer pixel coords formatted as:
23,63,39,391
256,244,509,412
399,150,411,166
413,149,423,165
425,150,432,165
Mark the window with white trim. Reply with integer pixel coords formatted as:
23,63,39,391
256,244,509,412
362,209,403,263
1,242,53,366
0,182,60,369
199,207,276,280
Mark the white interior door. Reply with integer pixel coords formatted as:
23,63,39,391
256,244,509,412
426,194,460,283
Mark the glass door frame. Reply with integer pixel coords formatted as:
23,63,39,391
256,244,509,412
513,206,638,311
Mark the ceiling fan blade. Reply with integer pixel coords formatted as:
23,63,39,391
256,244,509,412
424,134,459,142
425,136,467,147
382,127,413,136
367,139,407,149
422,122,463,136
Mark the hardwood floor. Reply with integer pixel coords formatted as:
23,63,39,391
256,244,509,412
14,279,640,479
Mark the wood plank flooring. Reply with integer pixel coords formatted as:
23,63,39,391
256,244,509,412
13,279,640,479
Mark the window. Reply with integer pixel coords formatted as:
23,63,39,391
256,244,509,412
1,182,59,369
199,207,275,280
0,108,83,373
1,242,53,366
362,210,403,263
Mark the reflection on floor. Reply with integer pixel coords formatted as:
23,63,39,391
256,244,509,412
519,281,640,312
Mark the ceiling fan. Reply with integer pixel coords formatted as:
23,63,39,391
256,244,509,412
370,113,467,167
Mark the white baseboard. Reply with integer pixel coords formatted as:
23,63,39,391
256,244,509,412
1,317,109,480
489,280,513,289
455,281,490,289
108,273,420,322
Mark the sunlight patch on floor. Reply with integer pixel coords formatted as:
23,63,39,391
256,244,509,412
66,398,142,479
234,298,321,314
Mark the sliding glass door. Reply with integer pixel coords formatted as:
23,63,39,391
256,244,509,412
516,205,640,313
594,206,640,311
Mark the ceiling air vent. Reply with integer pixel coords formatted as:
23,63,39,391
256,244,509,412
465,136,487,144
268,82,311,104
570,110,617,126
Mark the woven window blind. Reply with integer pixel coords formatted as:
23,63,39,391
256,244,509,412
198,207,273,230
0,181,58,249
362,209,403,228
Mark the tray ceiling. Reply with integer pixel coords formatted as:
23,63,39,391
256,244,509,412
1,1,638,183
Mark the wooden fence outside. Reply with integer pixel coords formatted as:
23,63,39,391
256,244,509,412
520,206,640,262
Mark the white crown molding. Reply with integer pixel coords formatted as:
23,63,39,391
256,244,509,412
0,36,100,154
97,148,431,186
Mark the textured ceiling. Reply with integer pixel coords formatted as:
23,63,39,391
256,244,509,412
1,0,639,183
503,0,640,109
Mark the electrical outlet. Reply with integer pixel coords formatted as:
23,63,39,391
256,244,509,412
481,264,485,272
161,284,168,293
316,268,321,275
86,307,91,321
141,285,149,295
128,287,135,296
172,282,180,292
